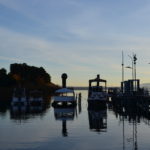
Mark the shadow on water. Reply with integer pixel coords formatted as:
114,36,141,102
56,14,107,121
0,90,12,116
108,96,150,150
53,105,76,137
88,105,107,133
110,96,150,122
52,93,82,137
0,95,52,122
10,97,52,122
0,101,9,117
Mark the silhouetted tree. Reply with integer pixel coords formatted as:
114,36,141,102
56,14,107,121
0,68,16,86
0,68,6,76
10,63,51,85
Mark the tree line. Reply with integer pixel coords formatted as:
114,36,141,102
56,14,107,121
0,63,51,87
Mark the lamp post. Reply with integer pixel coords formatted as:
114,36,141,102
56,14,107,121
128,55,134,80
133,54,137,82
121,51,124,93
125,66,133,80
122,51,124,83
133,54,137,91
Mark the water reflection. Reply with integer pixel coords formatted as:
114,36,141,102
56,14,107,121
78,93,82,114
0,102,9,117
88,106,107,133
110,99,140,150
2,90,150,150
10,96,51,122
53,106,76,137
122,113,138,150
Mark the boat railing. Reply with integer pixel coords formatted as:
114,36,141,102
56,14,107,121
54,96,75,102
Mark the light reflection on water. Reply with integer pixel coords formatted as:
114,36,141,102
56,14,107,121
0,90,150,150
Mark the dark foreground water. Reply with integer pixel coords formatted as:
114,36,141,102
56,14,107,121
0,90,150,150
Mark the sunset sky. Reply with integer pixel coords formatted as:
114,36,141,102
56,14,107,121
0,0,150,86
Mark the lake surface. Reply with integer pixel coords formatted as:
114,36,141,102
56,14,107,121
1,90,150,150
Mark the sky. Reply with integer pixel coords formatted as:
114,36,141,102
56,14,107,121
0,0,150,86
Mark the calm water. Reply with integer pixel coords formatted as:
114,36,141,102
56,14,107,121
0,90,150,150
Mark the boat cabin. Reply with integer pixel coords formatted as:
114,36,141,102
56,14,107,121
53,88,76,106
121,79,140,95
88,74,107,97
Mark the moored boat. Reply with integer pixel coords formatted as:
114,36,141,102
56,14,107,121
52,73,77,107
52,88,76,107
88,75,107,108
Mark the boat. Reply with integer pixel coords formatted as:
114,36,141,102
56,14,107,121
88,74,107,108
52,73,77,107
11,88,27,106
52,88,76,107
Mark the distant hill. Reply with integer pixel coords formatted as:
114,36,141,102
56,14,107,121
141,83,150,88
69,86,120,90
69,87,88,90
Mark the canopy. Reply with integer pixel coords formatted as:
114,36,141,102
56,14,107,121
55,88,74,93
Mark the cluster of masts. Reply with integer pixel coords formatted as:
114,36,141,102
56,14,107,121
121,51,138,93
122,51,137,83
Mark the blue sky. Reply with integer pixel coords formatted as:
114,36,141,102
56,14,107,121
0,0,150,86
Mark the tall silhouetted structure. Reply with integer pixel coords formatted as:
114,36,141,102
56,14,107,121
61,73,68,88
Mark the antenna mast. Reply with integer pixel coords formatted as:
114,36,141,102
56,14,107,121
122,51,124,83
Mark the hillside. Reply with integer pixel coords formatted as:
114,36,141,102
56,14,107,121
0,63,59,101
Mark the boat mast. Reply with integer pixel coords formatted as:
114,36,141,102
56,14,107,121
122,51,124,83
121,51,124,93
133,53,137,91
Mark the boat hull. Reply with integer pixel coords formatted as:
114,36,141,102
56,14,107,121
88,100,106,109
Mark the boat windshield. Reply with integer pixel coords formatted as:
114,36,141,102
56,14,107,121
91,86,103,92
56,88,74,93
60,92,74,97
55,88,74,96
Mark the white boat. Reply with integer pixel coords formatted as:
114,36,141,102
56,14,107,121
88,75,107,108
52,88,76,106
